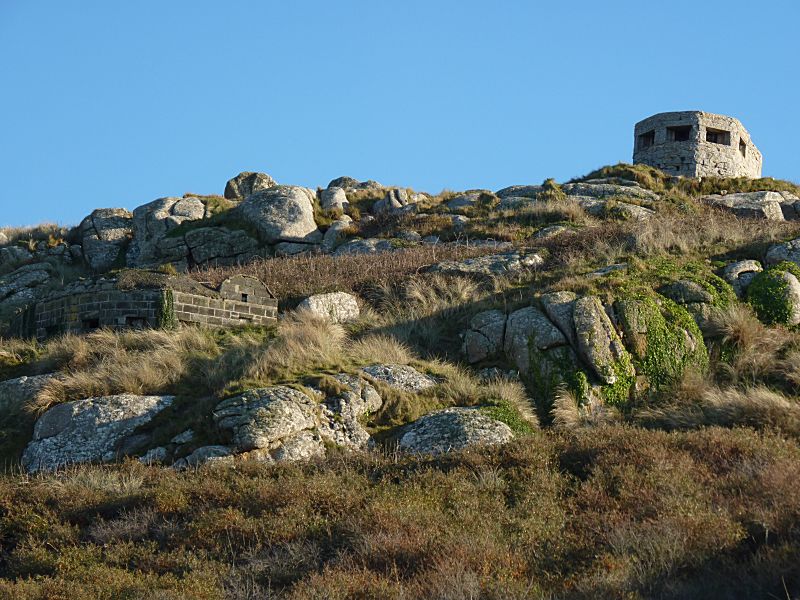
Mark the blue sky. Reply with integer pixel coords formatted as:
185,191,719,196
1,0,798,227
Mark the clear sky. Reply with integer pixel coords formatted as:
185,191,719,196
1,0,798,227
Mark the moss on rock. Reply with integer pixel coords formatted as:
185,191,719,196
747,261,800,326
616,294,708,395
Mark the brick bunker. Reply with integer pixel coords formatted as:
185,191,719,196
633,111,762,178
11,272,277,339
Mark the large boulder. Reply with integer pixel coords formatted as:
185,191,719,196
462,309,506,363
398,407,513,454
321,216,353,252
572,296,634,391
319,187,349,211
0,245,33,267
214,386,319,453
296,292,360,324
184,227,261,266
445,190,495,214
235,185,322,244
224,171,276,200
429,252,544,278
80,208,133,271
372,189,413,215
540,291,578,346
126,197,205,267
21,394,174,472
703,191,785,221
327,176,360,190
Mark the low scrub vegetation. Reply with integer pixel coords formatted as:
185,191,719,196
0,427,798,599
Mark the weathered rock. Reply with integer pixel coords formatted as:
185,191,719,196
333,238,394,256
572,296,634,386
503,307,567,375
497,196,536,211
174,445,234,469
327,176,360,190
297,292,360,323
765,237,800,267
659,280,714,304
214,386,318,453
272,242,318,256
80,208,133,271
0,245,33,266
445,190,495,214
224,171,276,200
495,185,543,199
171,429,195,445
235,185,322,244
704,191,785,221
372,189,411,215
184,227,260,265
569,196,654,220
0,263,54,306
317,374,381,449
361,364,436,392
319,187,349,211
398,407,513,454
0,374,56,412
722,260,763,297
429,252,544,277
126,197,205,267
22,394,173,472
462,309,506,363
321,216,353,252
139,446,168,464
587,263,629,278
534,225,569,239
540,291,578,346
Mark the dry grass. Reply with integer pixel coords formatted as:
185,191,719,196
191,243,498,302
0,222,74,247
636,379,800,437
29,328,221,414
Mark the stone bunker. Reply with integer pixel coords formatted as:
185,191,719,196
633,111,762,178
11,272,277,339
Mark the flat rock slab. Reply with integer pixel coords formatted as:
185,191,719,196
703,191,785,221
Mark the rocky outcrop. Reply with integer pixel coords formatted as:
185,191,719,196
224,171,276,200
214,376,385,463
80,208,133,271
184,227,261,266
504,307,566,375
495,185,543,199
126,197,205,268
398,407,513,454
561,182,659,204
0,263,54,306
573,296,634,387
297,292,360,323
22,394,174,472
372,189,416,215
235,185,322,245
321,216,353,252
703,191,785,221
